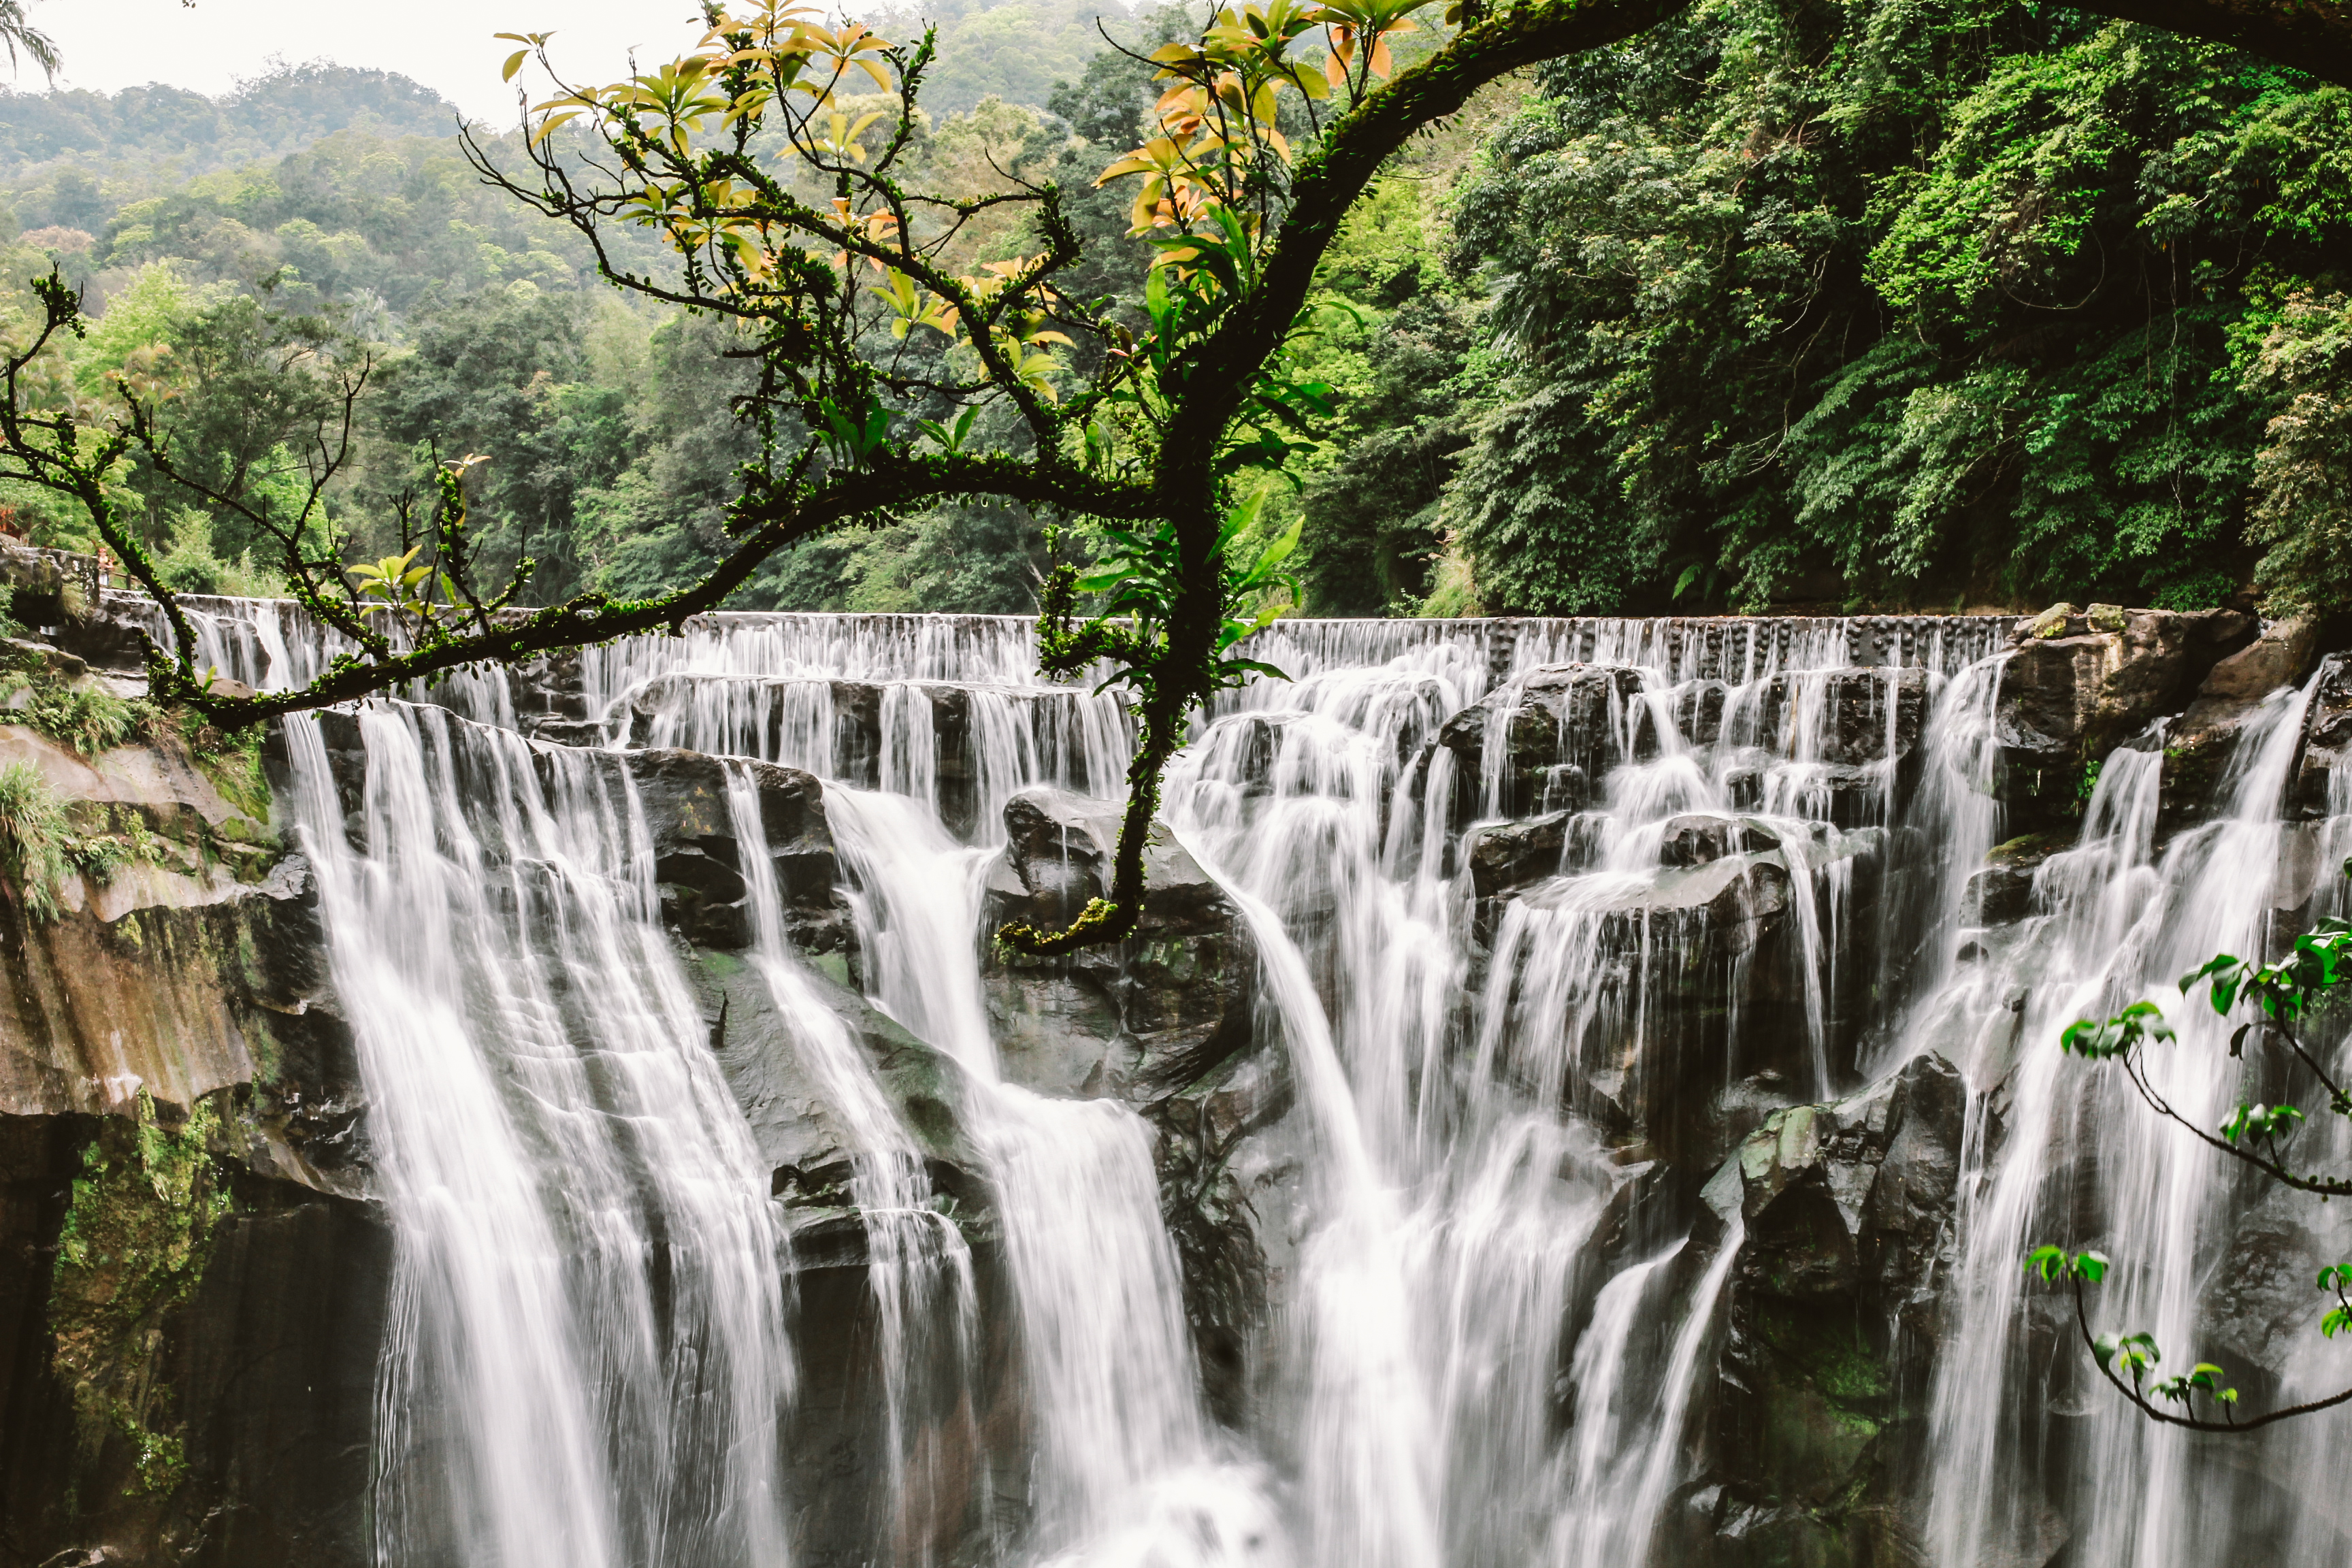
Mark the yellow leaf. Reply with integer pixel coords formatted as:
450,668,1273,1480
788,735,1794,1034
502,48,529,82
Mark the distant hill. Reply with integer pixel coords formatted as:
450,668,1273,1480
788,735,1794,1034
864,0,1146,116
0,61,461,183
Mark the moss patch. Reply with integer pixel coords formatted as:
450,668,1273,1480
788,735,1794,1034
48,1091,231,1499
187,721,270,825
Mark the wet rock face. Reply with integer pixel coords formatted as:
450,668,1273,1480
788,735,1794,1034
1994,608,2255,826
2289,653,2350,821
1151,1045,1296,1427
2157,621,2325,837
623,749,855,968
1683,1051,1966,1568
979,788,1256,1107
1467,811,1587,896
1726,668,1929,766
2,1111,391,1568
0,714,385,1568
1961,832,2072,927
1435,665,1647,819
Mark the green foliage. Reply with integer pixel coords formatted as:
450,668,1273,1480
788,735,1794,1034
2,670,157,755
2059,998,2174,1058
2181,914,2352,1028
0,757,69,918
2242,291,2352,619
2024,1245,2110,1283
1437,0,2352,612
1044,495,1304,699
49,1092,229,1497
0,63,455,185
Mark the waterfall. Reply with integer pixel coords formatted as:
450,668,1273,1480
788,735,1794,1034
282,707,794,1568
1924,672,2341,1567
128,589,2347,1568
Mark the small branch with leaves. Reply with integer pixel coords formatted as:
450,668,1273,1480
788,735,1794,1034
2027,858,2352,1431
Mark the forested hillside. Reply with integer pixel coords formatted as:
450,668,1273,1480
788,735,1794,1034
1,3,2348,620
1304,0,2352,618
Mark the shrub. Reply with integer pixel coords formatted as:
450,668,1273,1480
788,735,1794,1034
0,760,70,919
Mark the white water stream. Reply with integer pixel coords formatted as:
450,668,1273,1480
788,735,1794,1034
154,593,2351,1567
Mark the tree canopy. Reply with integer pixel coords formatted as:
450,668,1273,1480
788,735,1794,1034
1,0,2351,951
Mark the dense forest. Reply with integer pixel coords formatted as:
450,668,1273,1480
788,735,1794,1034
1,0,2349,619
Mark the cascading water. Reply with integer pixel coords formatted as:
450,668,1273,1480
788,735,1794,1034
1923,669,2350,1567
282,706,794,1568
137,590,2352,1568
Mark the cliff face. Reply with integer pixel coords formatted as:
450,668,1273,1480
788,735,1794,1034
0,715,382,1568
0,590,2342,1568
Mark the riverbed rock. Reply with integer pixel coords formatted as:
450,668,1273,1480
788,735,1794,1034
979,789,1255,1108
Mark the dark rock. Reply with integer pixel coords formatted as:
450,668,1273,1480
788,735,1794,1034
2289,653,2351,821
527,717,608,748
1691,1052,1966,1567
1434,664,1648,820
1961,832,2072,927
2163,622,2327,835
2,1117,391,1568
1661,813,1782,868
1725,668,1929,767
1467,811,1584,896
506,647,588,725
1150,1045,1295,1426
621,749,852,964
1995,607,2255,826
980,789,1255,1107
682,942,993,1236
1523,853,1791,957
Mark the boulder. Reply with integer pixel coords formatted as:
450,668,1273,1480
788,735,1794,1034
1994,607,2254,825
1520,852,1791,958
1661,813,1782,868
1466,811,1592,896
979,788,1254,1107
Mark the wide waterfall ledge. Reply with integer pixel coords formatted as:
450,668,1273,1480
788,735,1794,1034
5,589,2349,1568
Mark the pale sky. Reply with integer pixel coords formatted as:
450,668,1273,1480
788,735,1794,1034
26,0,723,123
